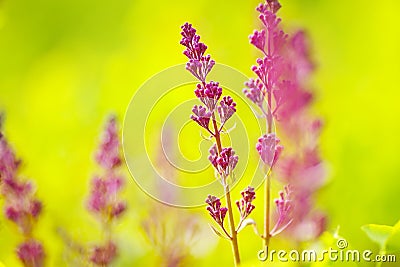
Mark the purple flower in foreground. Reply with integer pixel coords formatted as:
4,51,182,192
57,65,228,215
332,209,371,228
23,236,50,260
206,195,228,226
191,105,212,130
236,186,256,220
194,81,222,111
17,240,45,267
256,133,283,167
218,96,237,125
208,145,238,180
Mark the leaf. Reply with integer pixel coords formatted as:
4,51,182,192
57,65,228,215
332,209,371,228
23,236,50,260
361,224,393,249
237,218,260,236
386,219,400,253
208,224,230,240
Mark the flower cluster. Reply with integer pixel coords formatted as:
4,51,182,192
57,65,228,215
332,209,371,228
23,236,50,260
87,116,126,266
206,195,228,226
208,145,238,183
245,0,327,242
236,186,256,220
89,242,117,266
270,186,293,236
17,241,45,267
256,133,283,168
0,119,45,267
180,22,215,82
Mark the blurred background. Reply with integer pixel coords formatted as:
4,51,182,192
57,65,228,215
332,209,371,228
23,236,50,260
0,0,399,266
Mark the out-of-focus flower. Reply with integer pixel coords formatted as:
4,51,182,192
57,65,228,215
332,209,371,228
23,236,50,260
0,117,45,267
256,133,283,168
87,116,126,266
95,116,122,170
17,240,45,267
270,186,293,236
89,242,117,266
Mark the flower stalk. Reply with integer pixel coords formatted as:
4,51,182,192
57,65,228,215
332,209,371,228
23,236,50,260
180,22,257,266
0,116,45,267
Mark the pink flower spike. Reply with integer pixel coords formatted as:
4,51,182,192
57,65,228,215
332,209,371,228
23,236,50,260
256,133,283,167
205,195,228,226
191,105,212,130
17,241,45,267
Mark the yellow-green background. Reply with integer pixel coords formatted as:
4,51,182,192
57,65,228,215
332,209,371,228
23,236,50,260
0,0,399,266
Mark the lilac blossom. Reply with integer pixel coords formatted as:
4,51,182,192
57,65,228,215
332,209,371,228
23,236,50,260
236,186,256,220
270,186,293,236
256,133,283,168
206,195,228,226
17,241,45,267
0,118,45,267
181,23,252,266
87,116,126,266
244,0,327,245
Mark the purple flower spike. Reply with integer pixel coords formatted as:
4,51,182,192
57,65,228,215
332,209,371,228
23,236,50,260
205,195,228,226
17,241,45,267
236,186,256,219
180,23,215,82
256,133,283,167
191,105,212,130
218,96,237,124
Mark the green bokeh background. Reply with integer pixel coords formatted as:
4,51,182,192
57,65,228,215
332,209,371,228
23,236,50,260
0,0,399,266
